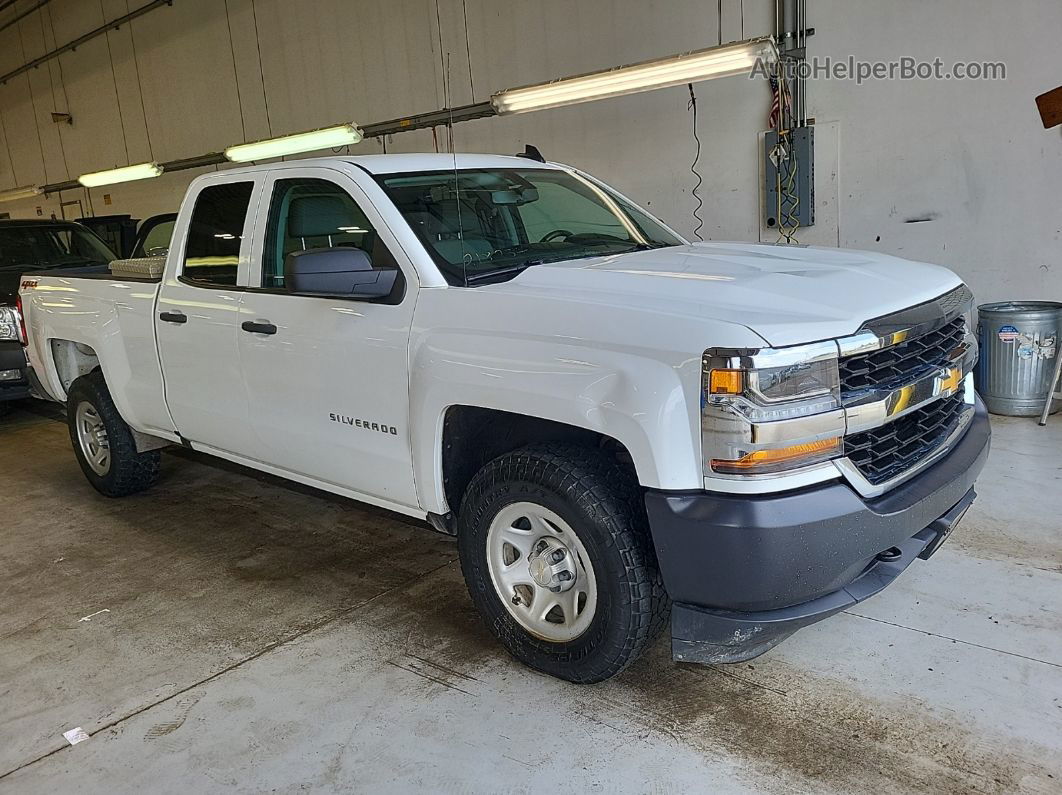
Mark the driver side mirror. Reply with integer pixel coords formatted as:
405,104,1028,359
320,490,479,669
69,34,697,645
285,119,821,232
284,248,399,299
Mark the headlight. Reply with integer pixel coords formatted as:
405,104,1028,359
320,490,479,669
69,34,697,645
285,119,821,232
748,360,837,402
702,342,844,477
0,306,21,342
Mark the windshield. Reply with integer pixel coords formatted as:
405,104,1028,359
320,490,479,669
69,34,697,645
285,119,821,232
379,168,683,284
0,223,115,271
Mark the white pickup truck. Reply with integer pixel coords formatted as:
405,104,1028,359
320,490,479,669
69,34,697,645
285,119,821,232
19,153,989,683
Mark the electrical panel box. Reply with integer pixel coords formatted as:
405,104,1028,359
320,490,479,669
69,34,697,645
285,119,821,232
764,126,814,230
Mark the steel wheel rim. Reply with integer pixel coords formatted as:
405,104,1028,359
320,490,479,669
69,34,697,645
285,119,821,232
486,501,598,642
75,401,110,476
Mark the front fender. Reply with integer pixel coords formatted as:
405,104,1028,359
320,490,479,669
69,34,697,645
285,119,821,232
410,335,698,512
406,288,763,515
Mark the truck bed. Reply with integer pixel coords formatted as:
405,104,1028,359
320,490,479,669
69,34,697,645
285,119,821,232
20,271,172,437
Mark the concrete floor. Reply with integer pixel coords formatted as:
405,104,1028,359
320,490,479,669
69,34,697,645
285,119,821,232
0,401,1059,794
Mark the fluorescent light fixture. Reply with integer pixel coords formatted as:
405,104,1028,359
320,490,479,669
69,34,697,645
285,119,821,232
78,162,163,188
0,184,43,203
224,124,363,163
491,37,776,115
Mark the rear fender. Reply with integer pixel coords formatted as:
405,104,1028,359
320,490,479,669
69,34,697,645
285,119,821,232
21,280,175,436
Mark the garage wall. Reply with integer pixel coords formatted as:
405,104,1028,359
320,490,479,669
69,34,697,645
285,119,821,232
0,0,1058,303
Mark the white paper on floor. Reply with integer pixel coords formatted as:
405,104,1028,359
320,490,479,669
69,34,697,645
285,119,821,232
63,727,90,745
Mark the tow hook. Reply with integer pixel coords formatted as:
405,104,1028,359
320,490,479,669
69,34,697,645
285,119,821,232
877,547,903,562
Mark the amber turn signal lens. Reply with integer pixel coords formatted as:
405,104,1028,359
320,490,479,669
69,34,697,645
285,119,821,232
711,437,842,475
709,369,744,395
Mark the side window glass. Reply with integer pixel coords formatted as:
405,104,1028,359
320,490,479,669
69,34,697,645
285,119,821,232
261,178,394,289
136,218,176,257
182,182,253,286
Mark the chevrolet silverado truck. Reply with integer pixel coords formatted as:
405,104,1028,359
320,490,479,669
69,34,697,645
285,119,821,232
19,154,989,683
0,219,115,414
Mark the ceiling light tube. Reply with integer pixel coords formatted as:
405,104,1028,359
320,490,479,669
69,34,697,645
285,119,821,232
78,162,163,188
491,37,776,115
224,124,363,163
0,184,43,203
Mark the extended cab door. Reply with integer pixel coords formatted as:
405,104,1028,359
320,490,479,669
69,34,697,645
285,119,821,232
236,167,419,510
156,176,263,456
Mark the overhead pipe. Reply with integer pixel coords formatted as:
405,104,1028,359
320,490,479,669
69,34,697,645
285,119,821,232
40,103,500,194
0,0,52,36
37,36,764,196
41,150,229,194
360,101,496,139
0,0,174,85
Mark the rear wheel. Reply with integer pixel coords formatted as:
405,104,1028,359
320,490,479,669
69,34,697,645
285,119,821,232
67,370,160,497
458,443,668,683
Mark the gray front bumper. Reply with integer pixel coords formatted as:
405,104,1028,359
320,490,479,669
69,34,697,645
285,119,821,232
645,397,991,664
669,490,974,664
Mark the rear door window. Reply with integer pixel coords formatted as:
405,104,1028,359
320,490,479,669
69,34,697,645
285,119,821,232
182,183,253,287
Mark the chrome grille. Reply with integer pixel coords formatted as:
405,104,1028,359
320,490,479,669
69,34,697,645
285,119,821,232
840,316,966,396
844,393,967,485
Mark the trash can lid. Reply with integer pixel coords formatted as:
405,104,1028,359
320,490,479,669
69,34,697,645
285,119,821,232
978,301,1062,313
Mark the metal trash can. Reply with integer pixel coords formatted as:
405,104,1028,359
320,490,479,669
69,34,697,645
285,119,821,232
976,301,1062,416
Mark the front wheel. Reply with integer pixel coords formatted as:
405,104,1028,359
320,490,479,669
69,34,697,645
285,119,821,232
67,370,160,497
458,443,668,683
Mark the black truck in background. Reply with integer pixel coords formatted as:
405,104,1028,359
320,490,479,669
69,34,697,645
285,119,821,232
0,219,116,414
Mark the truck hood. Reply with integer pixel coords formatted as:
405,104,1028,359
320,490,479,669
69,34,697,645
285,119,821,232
492,242,963,347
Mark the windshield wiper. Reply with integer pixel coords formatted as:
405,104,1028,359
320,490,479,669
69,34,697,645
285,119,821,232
462,261,543,285
627,242,673,251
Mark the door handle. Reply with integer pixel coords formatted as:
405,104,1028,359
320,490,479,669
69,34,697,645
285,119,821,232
241,320,278,335
159,311,187,324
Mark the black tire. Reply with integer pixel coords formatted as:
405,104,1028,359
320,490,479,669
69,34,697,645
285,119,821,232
67,370,160,497
458,443,669,683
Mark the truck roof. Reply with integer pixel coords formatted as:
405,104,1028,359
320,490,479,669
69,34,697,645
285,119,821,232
0,218,88,227
215,153,566,177
345,153,565,174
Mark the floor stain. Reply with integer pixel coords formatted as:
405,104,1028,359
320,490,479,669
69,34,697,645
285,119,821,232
587,644,1058,794
952,510,1062,572
349,568,1060,793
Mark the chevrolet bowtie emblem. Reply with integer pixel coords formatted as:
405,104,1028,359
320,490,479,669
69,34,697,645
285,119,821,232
940,367,963,394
